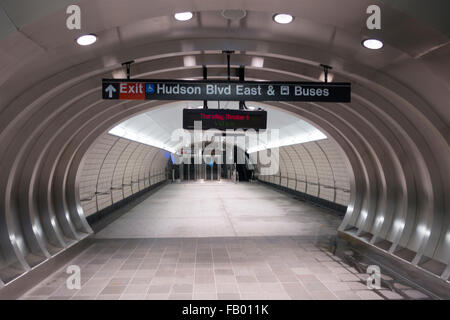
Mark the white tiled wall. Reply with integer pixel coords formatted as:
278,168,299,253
77,134,168,217
256,139,351,207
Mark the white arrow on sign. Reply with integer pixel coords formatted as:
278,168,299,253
105,84,117,98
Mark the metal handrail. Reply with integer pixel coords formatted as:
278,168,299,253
271,175,350,193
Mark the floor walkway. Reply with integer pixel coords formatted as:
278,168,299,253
20,182,426,300
21,237,396,300
94,181,342,239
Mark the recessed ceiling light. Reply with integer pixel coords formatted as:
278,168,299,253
174,12,193,21
362,38,383,50
273,13,294,24
76,34,97,46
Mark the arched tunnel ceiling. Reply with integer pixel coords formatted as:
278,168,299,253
1,0,449,38
0,0,448,283
109,101,326,153
0,1,448,123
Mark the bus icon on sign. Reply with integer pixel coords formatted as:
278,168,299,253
146,83,155,94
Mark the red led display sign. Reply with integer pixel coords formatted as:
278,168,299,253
183,109,267,130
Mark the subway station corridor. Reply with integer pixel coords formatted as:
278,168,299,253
0,0,449,307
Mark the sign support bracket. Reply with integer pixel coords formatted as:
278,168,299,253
122,60,135,80
239,65,245,110
222,50,235,81
320,64,333,83
203,65,208,109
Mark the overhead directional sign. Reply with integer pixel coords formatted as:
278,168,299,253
102,79,351,102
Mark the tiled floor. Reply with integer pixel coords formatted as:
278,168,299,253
19,182,423,300
20,236,402,300
94,181,342,238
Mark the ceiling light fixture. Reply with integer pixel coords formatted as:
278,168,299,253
183,55,196,67
174,12,193,21
251,57,264,68
112,69,127,79
76,34,97,46
319,71,334,82
273,13,294,24
362,38,383,50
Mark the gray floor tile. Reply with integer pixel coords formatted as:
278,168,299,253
100,286,126,295
148,284,172,294
20,183,433,301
